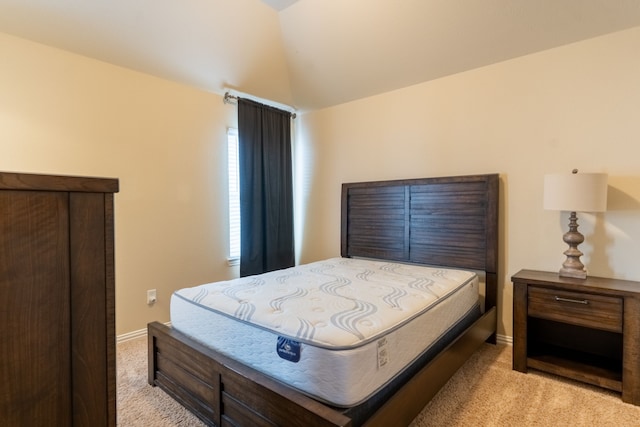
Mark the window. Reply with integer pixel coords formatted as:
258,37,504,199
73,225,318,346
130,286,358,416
227,128,240,265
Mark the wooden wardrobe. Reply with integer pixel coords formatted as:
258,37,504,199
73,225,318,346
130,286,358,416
0,171,118,426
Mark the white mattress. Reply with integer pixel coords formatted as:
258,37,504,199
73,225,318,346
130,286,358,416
171,257,478,407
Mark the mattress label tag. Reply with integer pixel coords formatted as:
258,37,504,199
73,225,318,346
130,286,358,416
377,337,389,369
277,337,301,363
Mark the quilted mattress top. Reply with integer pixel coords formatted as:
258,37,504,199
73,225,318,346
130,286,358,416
173,257,476,350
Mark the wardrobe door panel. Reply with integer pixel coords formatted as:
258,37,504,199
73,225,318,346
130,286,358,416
0,191,72,426
70,192,109,426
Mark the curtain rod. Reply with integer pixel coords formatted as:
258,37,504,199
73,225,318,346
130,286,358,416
223,91,297,119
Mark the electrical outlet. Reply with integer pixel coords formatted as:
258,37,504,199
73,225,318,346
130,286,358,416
147,289,157,305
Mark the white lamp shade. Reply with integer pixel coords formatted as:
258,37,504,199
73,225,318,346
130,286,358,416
544,173,608,212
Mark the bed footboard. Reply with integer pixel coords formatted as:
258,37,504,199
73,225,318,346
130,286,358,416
147,321,352,427
148,306,496,427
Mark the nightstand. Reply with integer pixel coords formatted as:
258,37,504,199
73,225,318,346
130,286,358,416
512,269,640,405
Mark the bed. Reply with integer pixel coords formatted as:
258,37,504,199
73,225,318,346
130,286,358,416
148,173,499,427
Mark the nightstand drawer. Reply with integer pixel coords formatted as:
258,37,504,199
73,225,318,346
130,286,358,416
528,286,622,333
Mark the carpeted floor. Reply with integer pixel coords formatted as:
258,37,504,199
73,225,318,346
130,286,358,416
117,337,640,426
117,337,204,426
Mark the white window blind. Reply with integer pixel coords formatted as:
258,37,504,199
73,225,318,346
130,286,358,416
227,128,240,265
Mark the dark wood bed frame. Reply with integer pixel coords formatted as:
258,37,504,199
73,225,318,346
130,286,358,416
148,173,499,427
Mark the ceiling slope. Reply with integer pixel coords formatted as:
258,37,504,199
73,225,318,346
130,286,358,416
280,0,640,110
0,0,294,106
1,0,640,111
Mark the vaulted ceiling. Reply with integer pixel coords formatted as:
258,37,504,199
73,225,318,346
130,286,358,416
1,0,640,112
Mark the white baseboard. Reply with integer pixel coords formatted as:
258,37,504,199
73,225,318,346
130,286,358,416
117,322,171,344
496,333,513,345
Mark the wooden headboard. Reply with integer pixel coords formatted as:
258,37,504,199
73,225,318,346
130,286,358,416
341,173,499,310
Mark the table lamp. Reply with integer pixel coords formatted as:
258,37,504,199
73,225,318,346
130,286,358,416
543,170,608,279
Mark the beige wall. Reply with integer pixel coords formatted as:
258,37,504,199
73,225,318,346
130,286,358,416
296,26,640,339
0,32,240,335
2,26,640,339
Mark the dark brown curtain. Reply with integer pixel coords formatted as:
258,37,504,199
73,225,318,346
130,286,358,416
238,98,294,277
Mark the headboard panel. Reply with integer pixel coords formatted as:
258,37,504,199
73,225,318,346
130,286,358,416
341,174,499,275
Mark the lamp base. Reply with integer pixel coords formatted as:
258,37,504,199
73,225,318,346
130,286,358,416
559,266,587,279
559,211,588,280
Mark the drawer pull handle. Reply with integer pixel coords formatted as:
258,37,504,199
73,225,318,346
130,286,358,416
555,296,589,305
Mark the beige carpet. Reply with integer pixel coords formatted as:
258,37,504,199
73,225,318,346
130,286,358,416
117,337,640,426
